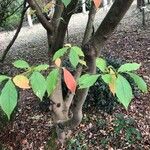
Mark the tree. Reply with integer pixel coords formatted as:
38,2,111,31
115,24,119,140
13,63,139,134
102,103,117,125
1,0,144,146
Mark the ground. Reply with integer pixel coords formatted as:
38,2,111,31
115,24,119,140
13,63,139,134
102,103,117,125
0,3,150,150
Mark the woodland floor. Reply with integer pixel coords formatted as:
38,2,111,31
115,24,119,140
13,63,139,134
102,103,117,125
0,3,150,150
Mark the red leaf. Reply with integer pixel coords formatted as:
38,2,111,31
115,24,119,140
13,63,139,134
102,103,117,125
93,0,102,9
63,68,76,93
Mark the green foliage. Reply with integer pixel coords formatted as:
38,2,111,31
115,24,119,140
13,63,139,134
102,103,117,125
116,75,133,109
30,72,47,101
0,0,23,30
71,46,84,57
0,80,17,120
96,58,107,72
101,74,112,84
118,63,141,72
127,72,147,93
53,47,68,60
113,114,142,144
62,0,72,7
0,46,147,120
34,64,49,71
13,60,30,69
78,74,100,89
69,48,79,68
0,75,10,83
67,133,87,150
85,77,117,114
46,69,59,96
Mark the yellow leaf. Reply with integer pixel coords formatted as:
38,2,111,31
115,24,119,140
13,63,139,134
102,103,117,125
55,58,61,67
64,43,71,47
13,75,30,89
43,2,53,12
108,68,116,95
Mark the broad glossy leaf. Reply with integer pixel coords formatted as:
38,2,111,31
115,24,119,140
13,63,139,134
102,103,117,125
116,75,133,109
127,72,147,93
93,0,102,9
13,75,30,89
102,74,112,84
62,0,71,7
96,58,107,72
71,46,84,57
0,75,9,83
13,60,30,69
78,74,100,89
118,63,141,72
34,64,49,71
30,72,47,100
63,68,76,93
69,49,79,68
53,47,68,60
55,58,61,67
46,69,59,96
0,80,17,119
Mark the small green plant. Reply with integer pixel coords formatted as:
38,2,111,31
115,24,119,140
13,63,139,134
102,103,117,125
113,113,142,144
67,133,87,150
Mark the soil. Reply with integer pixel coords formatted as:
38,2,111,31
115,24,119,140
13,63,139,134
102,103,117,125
0,2,150,150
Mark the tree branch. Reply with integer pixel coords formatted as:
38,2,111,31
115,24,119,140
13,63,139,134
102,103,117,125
27,0,53,33
91,0,134,52
0,0,29,62
50,0,80,55
59,0,134,132
82,2,97,45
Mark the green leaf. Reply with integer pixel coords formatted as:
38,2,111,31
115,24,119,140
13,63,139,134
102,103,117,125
71,46,84,57
69,49,79,68
116,75,133,109
53,47,68,60
127,72,147,93
34,64,49,71
62,0,71,7
0,80,17,120
101,74,112,84
118,63,141,72
46,69,59,96
30,72,47,100
96,58,107,72
78,74,100,89
0,75,10,83
13,60,30,69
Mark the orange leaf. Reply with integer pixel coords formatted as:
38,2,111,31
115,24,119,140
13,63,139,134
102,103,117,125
93,0,102,9
63,68,76,93
13,75,30,89
109,68,116,95
55,58,61,67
